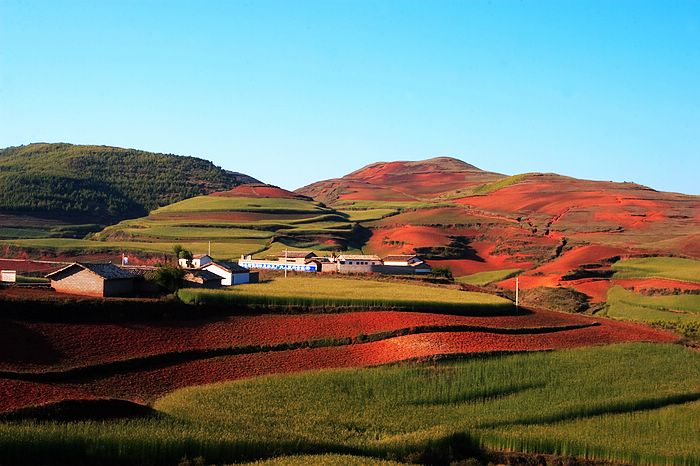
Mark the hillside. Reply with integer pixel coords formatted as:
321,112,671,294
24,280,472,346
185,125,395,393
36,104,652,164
0,143,258,238
91,183,366,259
298,157,700,305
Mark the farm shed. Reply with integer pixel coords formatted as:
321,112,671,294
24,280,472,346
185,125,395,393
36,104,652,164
278,251,317,264
46,263,137,297
382,255,424,267
201,261,258,286
183,269,222,288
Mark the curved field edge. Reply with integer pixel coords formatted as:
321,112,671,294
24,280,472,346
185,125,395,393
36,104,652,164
176,277,514,315
0,322,600,380
0,344,697,465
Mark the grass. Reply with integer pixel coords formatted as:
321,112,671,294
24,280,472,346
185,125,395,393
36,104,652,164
471,173,530,195
612,256,700,283
0,238,264,260
152,196,328,214
176,276,512,314
0,344,698,465
605,286,700,340
338,209,398,222
457,269,522,286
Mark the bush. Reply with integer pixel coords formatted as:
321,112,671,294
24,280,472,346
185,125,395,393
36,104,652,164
154,266,186,293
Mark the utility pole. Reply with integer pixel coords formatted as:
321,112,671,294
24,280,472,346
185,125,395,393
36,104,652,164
208,241,211,257
515,276,519,308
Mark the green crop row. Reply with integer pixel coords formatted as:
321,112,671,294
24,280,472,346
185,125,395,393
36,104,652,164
0,344,698,465
612,257,700,283
177,277,512,314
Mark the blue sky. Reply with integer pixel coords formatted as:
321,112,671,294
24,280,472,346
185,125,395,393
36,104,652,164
1,1,698,194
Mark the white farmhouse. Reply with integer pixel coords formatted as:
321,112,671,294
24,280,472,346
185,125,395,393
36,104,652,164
201,261,255,286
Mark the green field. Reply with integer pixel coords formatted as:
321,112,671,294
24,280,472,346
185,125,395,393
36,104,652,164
0,238,265,259
152,196,328,214
606,286,700,339
1,344,698,465
338,209,399,222
177,276,512,313
457,268,522,286
0,192,366,259
612,257,700,283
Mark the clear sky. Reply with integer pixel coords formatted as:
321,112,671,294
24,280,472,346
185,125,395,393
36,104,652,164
1,1,698,194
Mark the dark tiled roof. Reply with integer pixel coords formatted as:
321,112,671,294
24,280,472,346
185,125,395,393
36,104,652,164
47,263,136,280
185,269,221,282
192,254,211,259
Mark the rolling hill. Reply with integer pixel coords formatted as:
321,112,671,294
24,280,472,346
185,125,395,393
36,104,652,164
0,143,258,238
91,183,366,259
297,156,700,305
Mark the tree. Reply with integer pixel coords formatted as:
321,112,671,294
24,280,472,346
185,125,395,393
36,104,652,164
431,266,453,281
154,266,185,293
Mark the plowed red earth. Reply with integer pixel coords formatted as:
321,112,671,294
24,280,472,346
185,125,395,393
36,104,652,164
0,309,596,372
211,184,302,199
0,311,677,412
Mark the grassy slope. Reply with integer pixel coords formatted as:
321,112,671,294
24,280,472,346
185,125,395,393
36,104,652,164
0,143,254,227
606,286,700,322
1,344,697,465
2,195,361,259
457,268,522,286
177,277,511,313
612,257,700,283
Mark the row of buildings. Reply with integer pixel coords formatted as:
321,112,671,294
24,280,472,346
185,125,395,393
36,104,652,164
46,257,258,298
42,250,430,298
238,251,432,275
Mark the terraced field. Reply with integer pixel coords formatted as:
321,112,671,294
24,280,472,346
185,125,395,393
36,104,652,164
1,184,365,260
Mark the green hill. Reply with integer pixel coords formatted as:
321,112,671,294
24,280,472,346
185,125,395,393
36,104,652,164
0,143,258,237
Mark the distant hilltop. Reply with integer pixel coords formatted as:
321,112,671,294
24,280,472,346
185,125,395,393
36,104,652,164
0,143,259,228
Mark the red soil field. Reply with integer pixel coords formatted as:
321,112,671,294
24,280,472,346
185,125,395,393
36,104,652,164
211,184,303,199
0,316,677,411
532,245,626,274
566,279,613,303
0,309,599,372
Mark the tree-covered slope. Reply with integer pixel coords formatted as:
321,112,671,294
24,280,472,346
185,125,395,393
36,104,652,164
0,143,258,223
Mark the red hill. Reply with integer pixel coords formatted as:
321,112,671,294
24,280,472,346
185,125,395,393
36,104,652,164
297,157,699,303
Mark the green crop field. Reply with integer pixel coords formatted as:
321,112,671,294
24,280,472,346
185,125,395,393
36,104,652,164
338,209,398,222
612,257,700,283
605,286,700,339
0,238,264,260
457,268,522,286
177,276,512,313
152,196,329,214
0,344,698,465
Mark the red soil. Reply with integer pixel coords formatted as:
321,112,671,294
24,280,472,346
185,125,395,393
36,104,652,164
0,309,599,372
212,184,303,199
0,316,677,410
567,279,613,303
533,245,626,274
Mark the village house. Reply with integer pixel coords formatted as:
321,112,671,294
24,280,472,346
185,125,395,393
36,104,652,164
178,254,213,269
382,255,424,267
183,269,223,288
279,251,317,264
46,263,137,297
201,261,258,286
238,251,319,272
